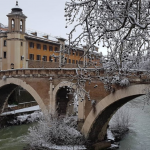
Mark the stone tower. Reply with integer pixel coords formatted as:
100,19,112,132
5,1,27,69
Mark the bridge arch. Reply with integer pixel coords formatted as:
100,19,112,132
0,78,46,114
81,84,149,142
52,81,76,114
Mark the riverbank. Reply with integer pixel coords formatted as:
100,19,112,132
0,105,41,128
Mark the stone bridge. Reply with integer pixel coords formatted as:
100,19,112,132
0,68,149,143
0,68,105,121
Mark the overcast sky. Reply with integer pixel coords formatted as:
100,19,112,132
0,0,69,37
0,0,106,54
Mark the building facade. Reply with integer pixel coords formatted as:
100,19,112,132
0,2,100,70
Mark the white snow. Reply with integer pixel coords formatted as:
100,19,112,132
44,145,86,150
1,105,41,116
16,111,42,123
110,144,119,149
8,104,18,108
17,114,29,122
107,129,115,141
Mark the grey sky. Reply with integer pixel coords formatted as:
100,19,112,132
0,0,70,37
0,0,106,54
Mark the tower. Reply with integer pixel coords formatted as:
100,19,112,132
7,1,27,33
4,1,27,69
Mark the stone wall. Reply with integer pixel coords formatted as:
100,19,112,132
28,60,82,68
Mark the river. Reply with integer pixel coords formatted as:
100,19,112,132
0,124,31,150
0,96,150,150
117,96,150,150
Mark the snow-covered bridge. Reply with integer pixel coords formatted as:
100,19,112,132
0,68,149,143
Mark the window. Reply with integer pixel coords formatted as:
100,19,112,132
49,46,53,51
69,59,71,63
43,45,47,50
76,52,78,56
55,47,58,51
3,52,6,58
79,61,83,64
29,54,34,60
29,42,34,48
42,56,47,61
76,60,78,64
49,56,52,62
37,55,41,60
11,19,15,31
4,40,6,46
21,42,23,46
72,60,75,64
37,44,41,49
72,51,75,55
20,20,23,32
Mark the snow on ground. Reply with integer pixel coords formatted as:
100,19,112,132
1,105,41,116
17,111,43,123
107,129,115,141
8,104,18,108
109,144,119,149
45,145,86,150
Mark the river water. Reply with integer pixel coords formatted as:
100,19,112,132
117,96,150,150
0,124,30,150
0,96,150,150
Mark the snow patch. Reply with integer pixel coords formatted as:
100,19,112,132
109,144,119,149
46,145,86,150
8,111,43,125
1,105,41,116
107,129,115,141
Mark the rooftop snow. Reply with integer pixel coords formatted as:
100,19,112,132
26,29,59,43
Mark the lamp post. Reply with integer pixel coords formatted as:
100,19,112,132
11,63,14,69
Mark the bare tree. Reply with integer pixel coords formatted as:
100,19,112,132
65,0,150,51
59,0,150,102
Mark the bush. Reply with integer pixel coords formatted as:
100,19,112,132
23,114,86,149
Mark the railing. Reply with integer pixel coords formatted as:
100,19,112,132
0,68,78,78
3,101,38,112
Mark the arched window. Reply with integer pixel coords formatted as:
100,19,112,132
11,19,15,31
20,20,23,32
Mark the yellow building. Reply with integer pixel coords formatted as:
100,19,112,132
0,2,100,70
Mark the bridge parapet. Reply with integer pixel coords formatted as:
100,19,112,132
0,69,78,78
